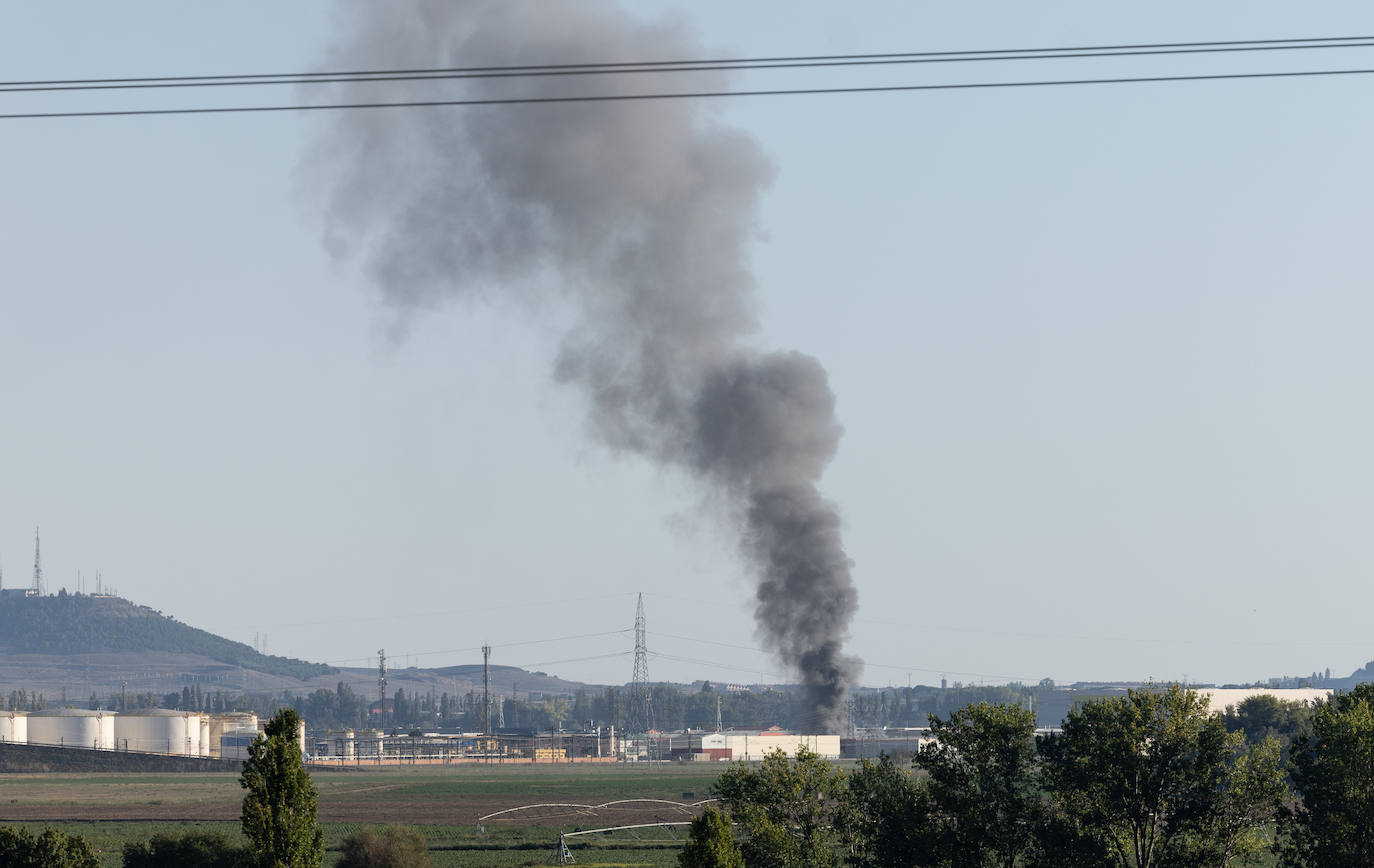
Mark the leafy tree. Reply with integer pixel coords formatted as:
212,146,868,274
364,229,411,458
544,696,570,730
1202,736,1286,867
0,825,99,868
1222,695,1314,754
240,708,325,868
1026,811,1114,868
1278,683,1374,867
838,754,934,868
1038,683,1235,868
713,746,847,868
122,830,251,867
337,826,432,868
678,807,744,868
916,702,1040,867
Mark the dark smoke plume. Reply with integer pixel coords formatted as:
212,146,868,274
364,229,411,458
312,0,861,729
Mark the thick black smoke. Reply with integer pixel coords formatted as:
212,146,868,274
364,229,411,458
312,0,861,729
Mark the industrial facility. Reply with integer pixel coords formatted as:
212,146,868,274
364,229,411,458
0,708,286,759
300,726,846,766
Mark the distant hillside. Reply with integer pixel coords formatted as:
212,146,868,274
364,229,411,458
1328,662,1374,690
427,663,596,697
0,592,335,680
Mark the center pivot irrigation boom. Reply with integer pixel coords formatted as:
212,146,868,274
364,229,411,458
549,822,693,865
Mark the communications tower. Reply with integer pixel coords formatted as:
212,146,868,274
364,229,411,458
482,644,492,737
32,527,43,595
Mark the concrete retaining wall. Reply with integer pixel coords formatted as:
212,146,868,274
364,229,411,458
0,740,240,773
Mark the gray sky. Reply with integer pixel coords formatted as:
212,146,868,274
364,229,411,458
3,1,1373,689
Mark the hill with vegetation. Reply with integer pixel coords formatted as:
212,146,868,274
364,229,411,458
0,592,335,680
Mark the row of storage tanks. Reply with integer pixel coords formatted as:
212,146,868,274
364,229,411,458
0,709,266,757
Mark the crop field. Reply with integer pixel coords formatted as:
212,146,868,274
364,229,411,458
0,764,727,866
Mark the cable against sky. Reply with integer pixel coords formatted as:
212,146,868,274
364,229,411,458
3,34,1374,119
3,33,1372,90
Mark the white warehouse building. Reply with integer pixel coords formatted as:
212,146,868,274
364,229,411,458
699,730,841,761
1196,687,1332,712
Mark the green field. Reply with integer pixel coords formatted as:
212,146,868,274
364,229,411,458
5,820,688,868
0,764,728,867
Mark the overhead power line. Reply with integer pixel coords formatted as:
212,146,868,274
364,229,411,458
317,628,631,666
3,35,1374,93
3,67,1373,121
3,33,1372,90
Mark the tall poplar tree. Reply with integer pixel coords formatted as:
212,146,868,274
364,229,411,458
240,708,324,868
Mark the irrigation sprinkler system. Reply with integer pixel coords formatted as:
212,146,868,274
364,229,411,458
550,822,694,865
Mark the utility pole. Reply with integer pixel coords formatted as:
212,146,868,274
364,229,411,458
377,649,388,732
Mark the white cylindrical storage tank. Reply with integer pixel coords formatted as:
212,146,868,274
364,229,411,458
199,716,211,757
186,713,204,757
0,711,27,744
208,713,258,758
326,729,357,759
28,709,112,750
221,727,261,761
113,710,199,755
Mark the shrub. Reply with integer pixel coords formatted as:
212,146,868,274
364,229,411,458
122,830,251,867
0,825,99,868
337,825,432,868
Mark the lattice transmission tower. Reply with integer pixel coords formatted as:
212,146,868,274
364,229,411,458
630,593,652,733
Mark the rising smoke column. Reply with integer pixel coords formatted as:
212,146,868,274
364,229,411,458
312,0,861,729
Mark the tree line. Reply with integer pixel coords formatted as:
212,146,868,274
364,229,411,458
287,679,1054,734
682,682,1374,868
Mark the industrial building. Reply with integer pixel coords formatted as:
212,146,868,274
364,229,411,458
843,727,936,759
638,728,841,762
1195,687,1332,711
695,730,840,761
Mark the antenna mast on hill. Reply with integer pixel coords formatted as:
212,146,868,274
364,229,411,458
482,643,492,737
630,593,652,733
377,649,388,732
32,526,43,595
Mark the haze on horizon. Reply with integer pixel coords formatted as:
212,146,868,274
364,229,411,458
3,1,1374,691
